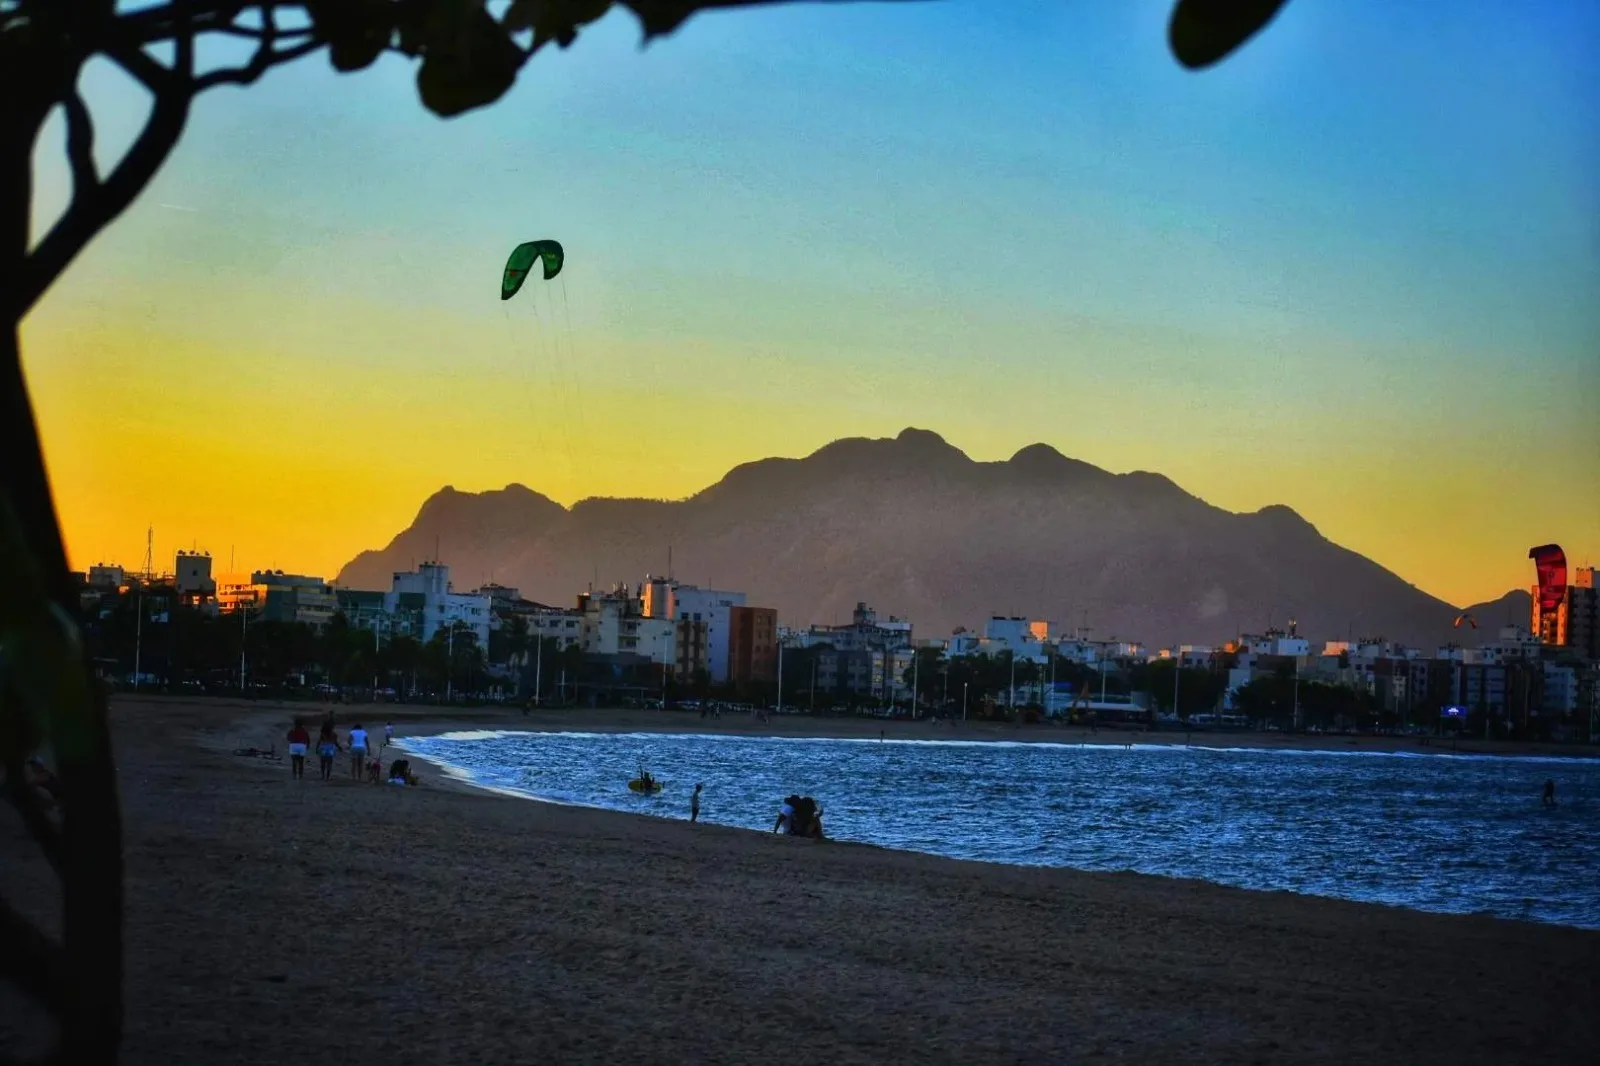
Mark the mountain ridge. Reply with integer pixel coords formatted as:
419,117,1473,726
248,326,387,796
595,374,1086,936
335,428,1525,650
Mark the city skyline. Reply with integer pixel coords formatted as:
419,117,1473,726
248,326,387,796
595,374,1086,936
20,0,1600,608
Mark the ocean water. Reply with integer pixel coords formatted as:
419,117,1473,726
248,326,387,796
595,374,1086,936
395,729,1600,929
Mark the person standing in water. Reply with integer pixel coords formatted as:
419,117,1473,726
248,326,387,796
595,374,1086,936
690,782,703,823
1543,779,1557,807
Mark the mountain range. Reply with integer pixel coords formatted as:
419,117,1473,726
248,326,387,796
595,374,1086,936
335,428,1530,651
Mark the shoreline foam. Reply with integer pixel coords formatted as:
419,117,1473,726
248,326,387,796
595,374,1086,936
396,723,1600,930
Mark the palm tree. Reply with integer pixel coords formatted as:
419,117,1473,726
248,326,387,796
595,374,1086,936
506,614,531,696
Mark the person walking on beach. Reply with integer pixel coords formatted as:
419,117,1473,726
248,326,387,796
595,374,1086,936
316,721,339,781
286,719,310,780
348,723,370,779
384,721,394,750
690,782,703,823
1543,779,1557,807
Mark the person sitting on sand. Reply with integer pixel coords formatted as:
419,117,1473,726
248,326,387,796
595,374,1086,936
775,795,824,839
774,796,796,834
387,759,417,786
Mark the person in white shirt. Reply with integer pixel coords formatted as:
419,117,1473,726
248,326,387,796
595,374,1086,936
384,722,394,749
773,799,795,834
348,723,370,779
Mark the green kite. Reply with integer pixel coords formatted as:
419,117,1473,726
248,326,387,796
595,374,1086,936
501,239,564,300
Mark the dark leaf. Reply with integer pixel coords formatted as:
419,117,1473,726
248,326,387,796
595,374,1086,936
415,7,526,116
505,0,613,44
503,0,541,31
396,0,486,56
621,1,929,43
622,1,706,39
306,0,397,72
1168,0,1291,70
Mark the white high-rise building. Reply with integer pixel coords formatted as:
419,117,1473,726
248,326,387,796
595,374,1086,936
667,584,746,684
175,551,215,598
385,562,491,648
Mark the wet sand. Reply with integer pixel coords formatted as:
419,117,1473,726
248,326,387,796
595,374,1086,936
2,695,1595,1065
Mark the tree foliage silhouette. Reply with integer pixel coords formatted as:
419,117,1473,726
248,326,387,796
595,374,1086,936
0,1,1292,1062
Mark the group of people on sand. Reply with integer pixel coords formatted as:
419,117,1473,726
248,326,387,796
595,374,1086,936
284,716,414,786
774,794,825,839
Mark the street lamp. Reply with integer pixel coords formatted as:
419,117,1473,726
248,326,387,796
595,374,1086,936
238,595,251,694
372,616,384,696
1292,654,1301,730
1008,652,1016,715
1048,642,1057,718
1173,650,1182,720
660,628,670,708
911,647,919,719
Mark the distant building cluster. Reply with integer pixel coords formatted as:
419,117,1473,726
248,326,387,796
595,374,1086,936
74,545,1600,734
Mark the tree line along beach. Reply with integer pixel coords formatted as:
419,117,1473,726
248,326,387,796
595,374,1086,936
2,695,1596,1065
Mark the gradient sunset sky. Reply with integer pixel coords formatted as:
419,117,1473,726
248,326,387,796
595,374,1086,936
22,0,1600,610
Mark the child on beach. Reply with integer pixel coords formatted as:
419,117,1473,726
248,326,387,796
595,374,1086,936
348,723,370,779
286,720,310,780
316,721,339,781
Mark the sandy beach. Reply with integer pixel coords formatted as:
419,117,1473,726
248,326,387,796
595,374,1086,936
3,695,1596,1065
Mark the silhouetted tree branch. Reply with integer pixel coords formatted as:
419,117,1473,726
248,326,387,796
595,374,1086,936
22,40,193,316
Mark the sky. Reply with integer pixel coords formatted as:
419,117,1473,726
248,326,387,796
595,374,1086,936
21,0,1600,608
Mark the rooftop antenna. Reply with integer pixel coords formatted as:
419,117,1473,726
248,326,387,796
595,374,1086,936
141,525,153,582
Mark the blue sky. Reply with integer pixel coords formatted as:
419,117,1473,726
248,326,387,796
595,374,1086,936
24,0,1600,603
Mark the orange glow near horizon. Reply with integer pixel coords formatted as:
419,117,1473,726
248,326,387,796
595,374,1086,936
19,2,1599,614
